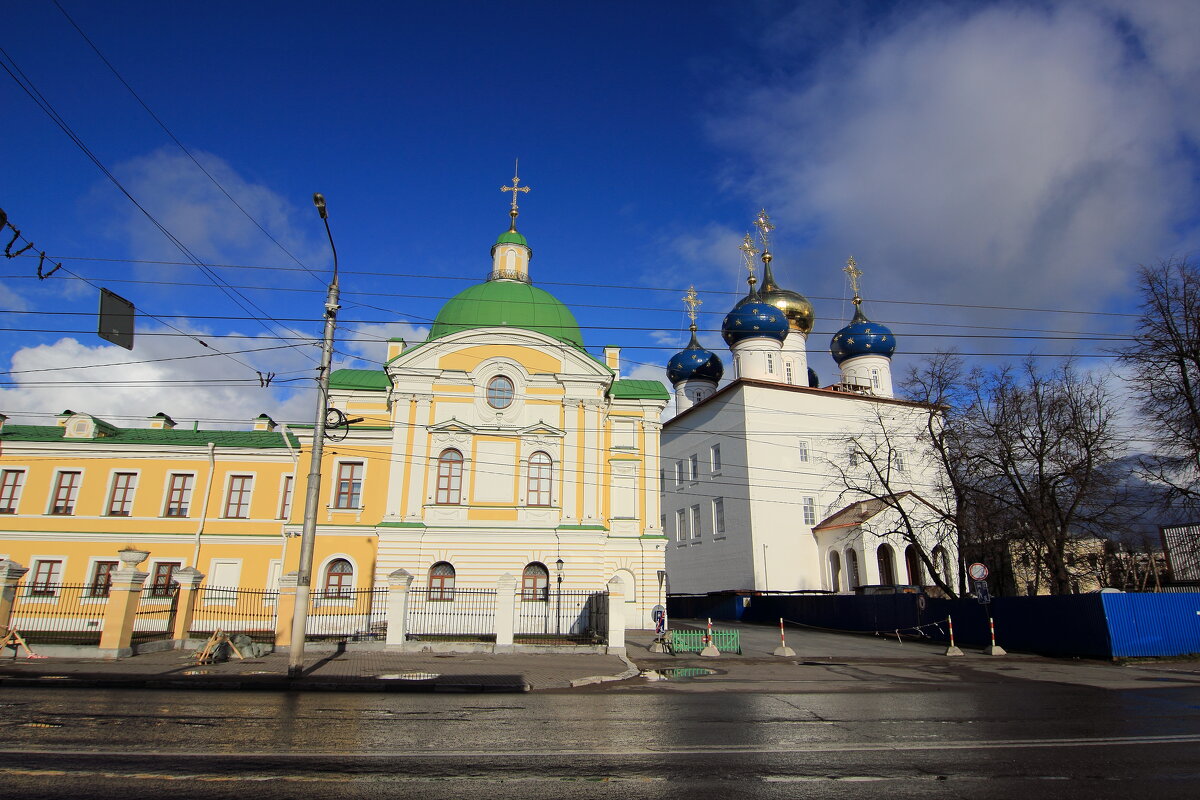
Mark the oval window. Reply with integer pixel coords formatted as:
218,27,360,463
487,376,515,409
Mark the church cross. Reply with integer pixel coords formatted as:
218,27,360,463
739,233,759,282
500,160,530,230
683,286,702,326
753,208,775,254
844,256,863,300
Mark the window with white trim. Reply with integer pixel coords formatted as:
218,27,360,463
675,508,687,542
436,449,463,505
323,558,354,597
675,460,685,487
278,475,294,520
712,497,725,536
766,352,775,374
30,559,62,596
710,444,721,475
527,452,553,506
521,562,549,601
0,469,25,514
870,368,880,388
87,560,118,598
797,441,810,463
165,473,193,517
223,475,253,518
107,472,137,516
50,471,81,515
149,562,181,598
486,375,515,409
893,452,906,473
429,562,455,601
690,504,702,539
334,462,363,509
785,362,794,384
802,496,816,526
688,454,698,482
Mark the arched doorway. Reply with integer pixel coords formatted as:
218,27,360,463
846,548,860,590
829,550,842,593
904,545,922,586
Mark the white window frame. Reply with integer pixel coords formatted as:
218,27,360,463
277,474,295,520
316,554,357,606
675,508,687,542
766,352,775,374
146,560,184,602
785,361,794,384
675,460,685,487
802,496,816,526
688,454,698,482
712,497,725,538
47,469,83,516
797,440,810,463
690,504,702,539
84,557,119,602
28,557,65,601
204,558,243,606
710,444,721,475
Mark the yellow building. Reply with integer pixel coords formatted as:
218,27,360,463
0,185,669,640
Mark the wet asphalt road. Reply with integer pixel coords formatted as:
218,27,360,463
1,674,1199,799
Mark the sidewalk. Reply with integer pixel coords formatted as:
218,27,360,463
0,645,634,693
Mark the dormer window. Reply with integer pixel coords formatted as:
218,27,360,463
487,375,515,409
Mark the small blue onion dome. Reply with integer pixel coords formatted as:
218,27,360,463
667,330,725,384
807,367,820,388
830,302,896,364
721,294,789,347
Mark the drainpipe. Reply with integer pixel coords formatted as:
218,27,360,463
279,424,300,579
192,442,216,567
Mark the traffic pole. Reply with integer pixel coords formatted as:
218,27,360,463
944,615,964,657
773,616,795,657
984,615,1007,656
700,616,720,657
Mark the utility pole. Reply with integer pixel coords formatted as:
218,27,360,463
287,192,339,680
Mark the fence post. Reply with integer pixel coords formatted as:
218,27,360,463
0,559,29,633
274,571,299,649
170,567,205,644
385,569,413,648
606,575,626,653
98,561,150,659
495,572,516,651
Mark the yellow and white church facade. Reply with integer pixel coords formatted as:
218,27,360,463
0,184,670,630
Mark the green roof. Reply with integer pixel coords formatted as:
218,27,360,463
428,280,584,348
0,425,299,448
328,368,392,392
609,379,670,400
494,230,528,247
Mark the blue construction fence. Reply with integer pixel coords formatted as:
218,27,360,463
668,591,1200,659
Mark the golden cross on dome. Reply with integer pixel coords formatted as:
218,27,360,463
683,286,702,326
739,233,759,281
844,255,863,301
500,159,531,230
753,209,775,254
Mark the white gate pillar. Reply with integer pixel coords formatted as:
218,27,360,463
495,572,516,651
386,568,413,648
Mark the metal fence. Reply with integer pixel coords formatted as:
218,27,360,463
303,587,388,641
516,589,607,644
7,583,108,645
406,587,497,641
188,586,279,643
131,584,178,645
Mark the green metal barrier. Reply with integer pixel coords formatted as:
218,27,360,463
669,629,741,654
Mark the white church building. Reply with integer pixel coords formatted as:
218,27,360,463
661,214,958,597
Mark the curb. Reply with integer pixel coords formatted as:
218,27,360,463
0,675,532,693
569,652,641,687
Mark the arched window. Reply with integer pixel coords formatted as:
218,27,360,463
846,548,860,589
528,452,552,507
429,561,455,601
487,376,515,409
522,562,549,601
829,550,842,593
436,449,463,505
877,544,896,585
324,558,353,597
932,545,951,582
905,545,923,585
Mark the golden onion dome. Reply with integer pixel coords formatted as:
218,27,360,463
759,257,814,334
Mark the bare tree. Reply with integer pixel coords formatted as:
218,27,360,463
956,360,1128,595
1119,258,1200,506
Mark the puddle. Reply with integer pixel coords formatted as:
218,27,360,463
22,722,63,728
182,669,213,676
642,668,717,681
36,675,70,680
246,671,276,675
378,672,440,681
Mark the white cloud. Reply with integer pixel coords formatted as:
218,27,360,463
709,1,1200,347
0,282,29,313
338,321,431,368
0,327,314,428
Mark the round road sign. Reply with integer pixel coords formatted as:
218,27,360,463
968,562,989,581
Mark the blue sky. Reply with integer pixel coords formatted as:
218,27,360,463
2,0,1199,426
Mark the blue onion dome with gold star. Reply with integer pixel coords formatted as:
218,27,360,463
721,280,790,347
830,299,896,364
668,327,724,384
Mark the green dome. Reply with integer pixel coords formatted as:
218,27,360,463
429,280,583,347
494,230,528,246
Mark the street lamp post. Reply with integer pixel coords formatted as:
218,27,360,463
555,558,564,636
287,192,340,680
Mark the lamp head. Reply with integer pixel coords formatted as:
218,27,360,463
313,193,327,219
